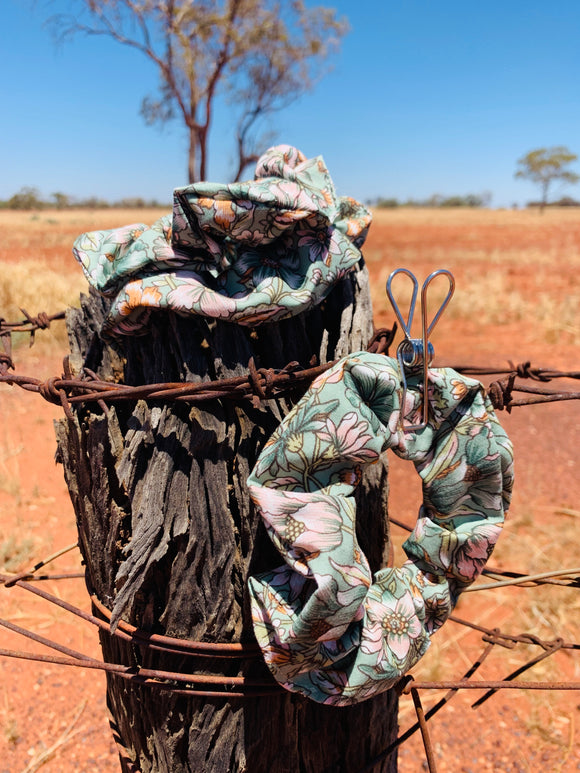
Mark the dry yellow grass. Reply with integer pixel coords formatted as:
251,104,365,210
2,205,579,340
0,208,168,350
366,206,580,345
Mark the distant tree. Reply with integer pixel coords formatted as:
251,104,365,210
371,193,491,209
515,146,579,213
374,197,399,208
77,196,111,209
552,195,580,207
7,187,44,210
51,1,348,183
116,196,147,208
51,191,71,209
439,192,491,208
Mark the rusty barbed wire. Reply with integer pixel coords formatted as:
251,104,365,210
0,309,66,374
0,308,65,336
447,361,580,382
2,346,580,414
1,308,580,771
2,309,580,412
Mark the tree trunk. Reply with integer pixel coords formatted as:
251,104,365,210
188,124,198,184
56,260,398,773
540,180,549,214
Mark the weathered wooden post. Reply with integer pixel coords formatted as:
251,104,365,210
56,147,398,772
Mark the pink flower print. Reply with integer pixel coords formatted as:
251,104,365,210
258,179,320,211
257,179,301,207
166,280,237,319
316,412,379,464
284,498,345,554
361,590,424,663
453,522,502,582
106,223,147,246
149,235,179,265
248,484,298,519
329,557,372,611
311,362,345,390
255,144,307,179
251,488,345,561
238,229,267,246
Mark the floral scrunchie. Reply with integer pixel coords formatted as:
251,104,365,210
72,145,371,335
247,352,514,706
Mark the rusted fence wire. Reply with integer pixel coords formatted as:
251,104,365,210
1,542,578,773
0,309,65,337
1,309,580,413
1,307,579,772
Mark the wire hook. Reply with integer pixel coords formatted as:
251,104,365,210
386,268,455,432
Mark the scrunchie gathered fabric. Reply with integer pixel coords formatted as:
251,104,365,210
72,145,371,336
247,352,514,706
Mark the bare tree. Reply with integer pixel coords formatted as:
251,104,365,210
515,146,579,213
51,0,348,183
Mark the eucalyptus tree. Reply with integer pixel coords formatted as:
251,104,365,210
515,146,579,212
53,0,347,182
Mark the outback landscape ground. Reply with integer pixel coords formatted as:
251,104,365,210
0,206,579,772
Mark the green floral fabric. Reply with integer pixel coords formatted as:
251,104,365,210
248,352,514,705
72,145,371,335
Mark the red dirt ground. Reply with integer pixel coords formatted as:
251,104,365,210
1,209,579,772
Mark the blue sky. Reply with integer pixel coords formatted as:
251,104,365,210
1,0,579,207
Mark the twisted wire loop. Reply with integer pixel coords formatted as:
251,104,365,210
487,374,580,411
366,324,398,355
0,309,65,336
0,330,14,375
